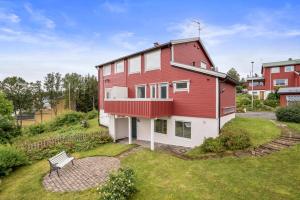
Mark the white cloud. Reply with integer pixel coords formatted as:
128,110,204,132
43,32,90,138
24,3,55,29
0,12,20,23
102,1,127,13
110,31,148,51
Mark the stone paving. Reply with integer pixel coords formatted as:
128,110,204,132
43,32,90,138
42,157,120,192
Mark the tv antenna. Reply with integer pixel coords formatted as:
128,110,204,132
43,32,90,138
192,20,201,37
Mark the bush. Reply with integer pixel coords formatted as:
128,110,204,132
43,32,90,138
264,99,279,108
276,105,300,123
99,168,137,200
27,123,46,135
266,92,279,100
201,137,225,153
49,111,85,130
0,145,29,176
86,109,98,120
0,115,21,144
220,131,251,150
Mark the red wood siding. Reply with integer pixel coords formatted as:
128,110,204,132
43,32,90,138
220,82,236,116
104,100,173,118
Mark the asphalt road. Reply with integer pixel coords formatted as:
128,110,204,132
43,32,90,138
236,111,276,120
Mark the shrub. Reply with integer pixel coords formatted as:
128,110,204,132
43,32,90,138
27,123,46,135
86,109,98,120
99,168,137,200
220,132,251,150
264,99,279,108
0,115,21,144
201,137,225,153
0,145,29,176
49,111,85,130
266,92,279,100
276,105,300,123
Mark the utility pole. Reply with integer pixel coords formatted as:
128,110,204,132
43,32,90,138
251,61,254,109
192,20,201,37
68,82,71,110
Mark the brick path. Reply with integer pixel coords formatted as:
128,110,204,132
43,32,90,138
42,157,120,192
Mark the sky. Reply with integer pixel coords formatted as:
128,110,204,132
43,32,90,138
0,0,300,82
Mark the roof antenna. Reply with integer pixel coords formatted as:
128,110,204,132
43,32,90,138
192,20,201,38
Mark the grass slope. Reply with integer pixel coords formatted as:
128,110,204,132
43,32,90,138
285,122,300,133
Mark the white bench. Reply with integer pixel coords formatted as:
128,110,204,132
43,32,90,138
48,151,74,177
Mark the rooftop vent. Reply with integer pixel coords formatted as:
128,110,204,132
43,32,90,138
153,42,160,47
288,58,293,61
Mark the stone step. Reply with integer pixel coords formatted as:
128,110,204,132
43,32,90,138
261,144,281,151
280,136,300,142
269,141,290,148
256,147,273,154
276,138,298,145
272,140,294,147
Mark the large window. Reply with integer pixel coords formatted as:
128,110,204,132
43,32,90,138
105,88,112,99
145,50,161,71
129,56,141,74
173,80,189,92
271,67,280,73
154,119,167,134
274,79,288,86
175,121,191,139
136,85,146,98
285,65,294,72
115,60,124,73
159,83,168,99
150,84,157,98
103,65,111,76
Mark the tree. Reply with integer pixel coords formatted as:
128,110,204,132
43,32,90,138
227,68,240,82
44,73,62,116
0,92,13,118
1,77,33,127
63,73,82,110
32,81,45,122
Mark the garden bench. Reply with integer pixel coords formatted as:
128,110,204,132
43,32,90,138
48,151,74,177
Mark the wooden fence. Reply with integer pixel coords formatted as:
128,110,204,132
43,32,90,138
18,130,109,151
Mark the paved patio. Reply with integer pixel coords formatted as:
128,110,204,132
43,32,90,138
42,157,120,192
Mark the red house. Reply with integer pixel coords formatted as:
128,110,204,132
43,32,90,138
246,58,300,106
96,38,237,149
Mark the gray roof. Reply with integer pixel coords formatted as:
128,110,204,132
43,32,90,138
278,87,300,94
262,59,300,68
246,76,265,81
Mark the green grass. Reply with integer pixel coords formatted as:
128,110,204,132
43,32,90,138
0,143,133,200
285,122,300,133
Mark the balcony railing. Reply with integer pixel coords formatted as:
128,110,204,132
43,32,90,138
104,98,173,118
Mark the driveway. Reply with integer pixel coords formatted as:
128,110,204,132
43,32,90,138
236,112,276,120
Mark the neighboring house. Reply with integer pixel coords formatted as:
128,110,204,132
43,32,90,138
246,58,300,100
96,37,237,149
278,87,300,107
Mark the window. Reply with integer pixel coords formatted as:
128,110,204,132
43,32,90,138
285,65,294,72
252,91,258,95
175,121,191,139
249,81,264,86
103,65,111,76
115,60,124,73
145,50,161,71
154,119,167,134
159,83,168,99
173,80,189,92
129,56,141,74
136,85,146,98
150,84,157,98
271,67,280,73
200,61,207,69
105,88,112,99
274,79,288,86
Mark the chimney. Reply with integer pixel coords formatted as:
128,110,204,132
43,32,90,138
288,58,292,61
153,42,160,47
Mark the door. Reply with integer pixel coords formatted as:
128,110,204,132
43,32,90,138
131,117,137,139
260,91,264,100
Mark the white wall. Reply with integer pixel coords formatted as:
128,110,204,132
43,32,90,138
220,113,235,127
115,117,129,140
99,109,110,126
247,90,272,100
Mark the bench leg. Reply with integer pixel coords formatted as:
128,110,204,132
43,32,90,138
49,169,52,177
71,160,74,166
56,169,60,177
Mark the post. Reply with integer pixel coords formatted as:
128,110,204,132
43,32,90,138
251,61,254,109
128,117,132,144
111,115,116,142
150,119,155,151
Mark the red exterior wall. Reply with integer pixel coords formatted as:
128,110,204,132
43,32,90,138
98,41,235,119
280,93,300,107
220,82,236,116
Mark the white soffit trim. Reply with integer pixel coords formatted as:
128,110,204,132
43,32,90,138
170,61,226,78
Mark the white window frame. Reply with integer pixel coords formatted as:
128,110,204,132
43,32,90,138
273,79,288,86
200,61,207,69
285,65,294,72
154,119,167,134
103,65,111,76
175,120,191,139
104,88,112,99
115,60,124,73
135,84,147,99
144,49,161,71
128,56,141,74
159,83,169,99
150,84,157,98
271,67,280,73
173,80,190,93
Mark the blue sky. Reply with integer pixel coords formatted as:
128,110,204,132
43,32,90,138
0,0,300,81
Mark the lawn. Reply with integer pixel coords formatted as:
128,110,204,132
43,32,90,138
285,122,300,133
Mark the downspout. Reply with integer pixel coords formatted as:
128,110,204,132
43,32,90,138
96,66,101,126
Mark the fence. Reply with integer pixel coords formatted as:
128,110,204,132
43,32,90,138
18,130,110,151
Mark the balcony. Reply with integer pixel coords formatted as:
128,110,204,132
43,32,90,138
104,99,173,118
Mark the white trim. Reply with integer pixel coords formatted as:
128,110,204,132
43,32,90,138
284,65,294,72
170,61,226,78
150,119,155,150
103,65,111,76
273,79,288,86
144,49,161,72
158,82,169,99
200,61,207,69
104,98,173,102
104,88,112,99
171,45,174,61
128,117,132,144
135,84,147,98
173,80,190,93
174,120,192,139
115,60,124,73
150,83,157,98
271,67,280,73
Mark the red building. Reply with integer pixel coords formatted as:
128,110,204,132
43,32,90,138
96,38,237,149
246,58,300,105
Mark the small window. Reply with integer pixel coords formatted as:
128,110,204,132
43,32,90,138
175,121,191,139
154,119,167,134
129,56,141,74
105,88,112,99
115,60,124,73
271,67,280,73
274,79,288,86
150,84,157,98
136,85,146,98
173,80,189,92
200,61,207,69
145,50,161,71
103,65,111,76
285,66,294,72
159,83,168,99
